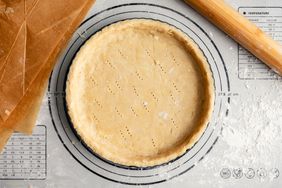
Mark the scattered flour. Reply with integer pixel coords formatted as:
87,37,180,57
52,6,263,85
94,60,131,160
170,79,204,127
194,80,282,187
220,84,282,169
143,101,148,107
159,111,169,120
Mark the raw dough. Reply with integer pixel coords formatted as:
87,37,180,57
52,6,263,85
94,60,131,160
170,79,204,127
66,19,214,167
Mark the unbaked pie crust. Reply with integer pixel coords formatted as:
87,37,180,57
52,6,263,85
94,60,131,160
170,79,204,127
66,19,214,167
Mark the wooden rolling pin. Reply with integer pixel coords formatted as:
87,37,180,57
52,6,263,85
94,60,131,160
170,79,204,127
184,0,282,76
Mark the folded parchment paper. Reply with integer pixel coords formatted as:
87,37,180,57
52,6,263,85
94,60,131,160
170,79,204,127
0,0,95,151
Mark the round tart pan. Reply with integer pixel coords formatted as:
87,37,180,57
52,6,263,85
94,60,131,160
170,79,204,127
66,19,214,167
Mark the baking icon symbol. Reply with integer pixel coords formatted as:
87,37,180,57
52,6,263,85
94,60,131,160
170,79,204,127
233,168,243,179
220,168,231,179
245,168,255,179
257,168,267,178
269,168,279,179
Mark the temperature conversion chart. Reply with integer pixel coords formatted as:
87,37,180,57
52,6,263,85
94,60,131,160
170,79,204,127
0,125,46,180
238,7,282,80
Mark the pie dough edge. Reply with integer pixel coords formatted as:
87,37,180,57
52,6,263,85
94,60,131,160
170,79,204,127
66,19,215,167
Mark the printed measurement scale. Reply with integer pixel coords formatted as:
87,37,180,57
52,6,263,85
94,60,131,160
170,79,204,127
0,125,46,180
238,7,282,80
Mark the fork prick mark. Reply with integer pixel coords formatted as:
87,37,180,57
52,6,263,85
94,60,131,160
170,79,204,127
169,91,176,103
132,86,139,97
107,85,114,95
118,49,126,59
150,91,158,102
106,60,115,69
157,61,166,74
125,126,132,137
172,82,180,93
130,107,138,117
115,80,121,90
120,130,127,141
135,71,143,80
171,53,179,66
115,107,123,118
145,49,152,58
151,138,156,148
94,98,102,109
